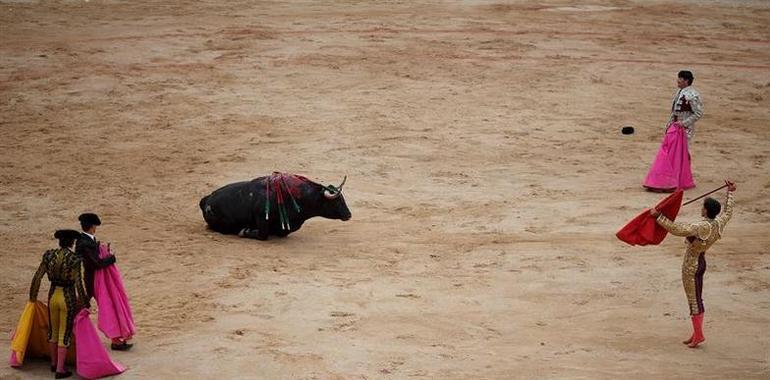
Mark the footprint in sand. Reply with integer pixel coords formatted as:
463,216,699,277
329,311,359,331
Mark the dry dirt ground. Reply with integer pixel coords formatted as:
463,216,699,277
1,1,769,379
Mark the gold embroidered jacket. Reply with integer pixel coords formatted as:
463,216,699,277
656,191,734,252
29,247,88,307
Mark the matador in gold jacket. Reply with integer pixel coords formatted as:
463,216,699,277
651,180,735,348
29,229,87,378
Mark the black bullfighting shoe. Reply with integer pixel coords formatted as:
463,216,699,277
111,342,134,351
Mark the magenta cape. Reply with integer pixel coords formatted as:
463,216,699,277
94,244,136,341
74,309,125,379
643,122,695,191
616,190,683,246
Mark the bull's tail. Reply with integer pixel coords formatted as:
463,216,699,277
199,195,210,212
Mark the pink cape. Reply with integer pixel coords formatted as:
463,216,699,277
616,190,683,246
74,309,125,379
8,302,124,379
643,122,695,191
94,244,136,341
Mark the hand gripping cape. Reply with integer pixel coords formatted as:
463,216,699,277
94,243,136,341
616,190,683,246
9,302,124,379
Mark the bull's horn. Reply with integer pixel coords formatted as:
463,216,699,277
323,176,347,199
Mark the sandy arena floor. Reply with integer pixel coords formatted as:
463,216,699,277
1,1,769,379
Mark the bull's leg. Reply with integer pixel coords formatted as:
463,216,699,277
202,206,243,235
255,218,270,240
240,216,269,240
238,228,268,240
206,222,238,235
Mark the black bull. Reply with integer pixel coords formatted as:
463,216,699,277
199,174,351,240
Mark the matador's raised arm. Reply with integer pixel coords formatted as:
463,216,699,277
715,191,735,226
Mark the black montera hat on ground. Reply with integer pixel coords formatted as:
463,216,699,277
78,213,102,226
621,126,634,135
54,229,82,241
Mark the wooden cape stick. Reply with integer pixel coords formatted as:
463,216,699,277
682,184,729,206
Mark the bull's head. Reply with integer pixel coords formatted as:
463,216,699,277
321,176,351,221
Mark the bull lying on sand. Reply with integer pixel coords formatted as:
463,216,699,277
199,172,351,240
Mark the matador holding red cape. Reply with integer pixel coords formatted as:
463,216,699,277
650,180,736,348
